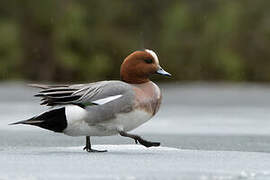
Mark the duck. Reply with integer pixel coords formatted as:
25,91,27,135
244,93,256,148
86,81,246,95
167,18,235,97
10,49,171,152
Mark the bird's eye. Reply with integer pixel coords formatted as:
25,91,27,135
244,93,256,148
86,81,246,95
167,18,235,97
144,59,153,64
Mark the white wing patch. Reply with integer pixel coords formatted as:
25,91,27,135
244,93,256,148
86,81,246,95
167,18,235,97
145,49,159,64
65,105,88,123
92,94,123,105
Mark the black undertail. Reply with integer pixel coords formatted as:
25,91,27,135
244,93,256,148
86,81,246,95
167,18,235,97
10,107,67,132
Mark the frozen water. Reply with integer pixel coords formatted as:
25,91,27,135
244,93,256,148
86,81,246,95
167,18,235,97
1,82,270,179
1,145,270,180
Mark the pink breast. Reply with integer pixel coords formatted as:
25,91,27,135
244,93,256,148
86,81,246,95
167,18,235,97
133,82,162,116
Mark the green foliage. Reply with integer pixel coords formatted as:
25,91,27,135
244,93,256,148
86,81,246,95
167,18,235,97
0,20,21,80
0,0,270,82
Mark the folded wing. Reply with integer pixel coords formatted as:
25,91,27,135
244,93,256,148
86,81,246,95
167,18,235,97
31,81,133,107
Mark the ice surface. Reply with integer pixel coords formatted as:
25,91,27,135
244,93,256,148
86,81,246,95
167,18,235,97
1,145,270,180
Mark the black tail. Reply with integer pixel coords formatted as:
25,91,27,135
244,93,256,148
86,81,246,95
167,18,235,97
10,108,67,133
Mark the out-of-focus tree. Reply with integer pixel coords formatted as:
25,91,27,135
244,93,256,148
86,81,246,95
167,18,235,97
0,0,270,82
17,0,61,81
0,0,21,80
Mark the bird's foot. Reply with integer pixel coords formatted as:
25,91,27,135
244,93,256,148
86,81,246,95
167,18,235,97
83,146,107,153
119,131,160,148
136,138,160,148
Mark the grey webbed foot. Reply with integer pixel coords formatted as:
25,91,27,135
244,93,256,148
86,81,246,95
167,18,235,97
119,131,160,148
83,146,107,153
135,138,160,147
84,136,107,153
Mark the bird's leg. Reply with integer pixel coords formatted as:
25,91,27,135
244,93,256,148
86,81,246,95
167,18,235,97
119,131,160,148
83,136,107,153
83,136,91,151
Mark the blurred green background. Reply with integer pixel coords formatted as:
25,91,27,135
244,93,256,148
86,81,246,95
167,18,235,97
0,0,270,83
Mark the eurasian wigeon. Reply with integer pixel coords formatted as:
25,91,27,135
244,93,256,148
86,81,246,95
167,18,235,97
11,49,171,152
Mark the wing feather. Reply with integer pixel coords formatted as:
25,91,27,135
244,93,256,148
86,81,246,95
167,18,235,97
31,81,131,107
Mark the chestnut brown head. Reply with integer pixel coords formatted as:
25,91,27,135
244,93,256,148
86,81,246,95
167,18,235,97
120,49,171,84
